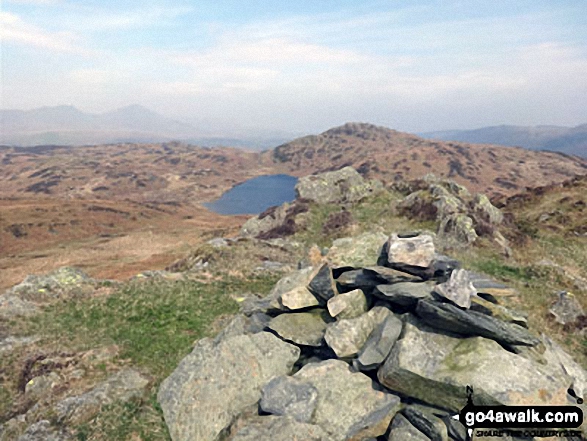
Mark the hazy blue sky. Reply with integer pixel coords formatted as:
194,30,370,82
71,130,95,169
1,0,586,135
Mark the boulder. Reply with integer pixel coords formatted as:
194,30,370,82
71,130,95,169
433,269,477,309
243,267,315,314
55,369,149,425
308,264,339,302
293,359,401,440
386,234,436,270
356,313,403,371
549,291,585,325
327,289,368,319
373,282,434,308
378,319,571,412
229,416,329,441
295,166,379,205
386,414,430,440
325,312,376,358
158,333,300,441
415,299,540,346
268,310,330,347
326,232,388,268
260,376,318,423
281,286,320,310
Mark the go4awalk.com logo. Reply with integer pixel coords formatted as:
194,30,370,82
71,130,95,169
453,386,584,439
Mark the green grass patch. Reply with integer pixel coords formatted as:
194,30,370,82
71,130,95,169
28,274,279,379
469,259,533,282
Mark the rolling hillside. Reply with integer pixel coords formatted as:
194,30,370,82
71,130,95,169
265,122,587,197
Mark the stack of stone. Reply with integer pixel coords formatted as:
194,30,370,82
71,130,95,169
158,232,587,441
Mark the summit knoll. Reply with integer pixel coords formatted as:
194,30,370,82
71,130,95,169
264,122,587,197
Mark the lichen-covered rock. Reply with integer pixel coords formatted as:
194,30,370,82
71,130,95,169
294,359,401,440
326,232,388,268
268,310,330,347
260,376,318,423
281,286,320,310
378,318,571,412
295,166,380,205
325,312,375,358
158,333,300,441
327,289,368,320
434,269,477,309
386,234,436,269
55,369,149,425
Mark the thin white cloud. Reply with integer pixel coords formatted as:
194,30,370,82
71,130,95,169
0,11,87,54
50,5,194,32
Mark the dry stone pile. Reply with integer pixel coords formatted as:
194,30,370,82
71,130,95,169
158,232,587,441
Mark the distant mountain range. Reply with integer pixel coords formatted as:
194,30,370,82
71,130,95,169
0,105,290,149
421,124,587,158
1,105,585,158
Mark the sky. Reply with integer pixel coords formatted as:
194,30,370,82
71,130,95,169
1,0,587,136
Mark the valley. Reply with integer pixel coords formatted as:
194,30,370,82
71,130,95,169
1,124,586,290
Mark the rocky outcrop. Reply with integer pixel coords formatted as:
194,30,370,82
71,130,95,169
0,267,100,319
5,267,95,302
158,231,586,440
295,166,382,205
397,175,508,249
240,167,382,239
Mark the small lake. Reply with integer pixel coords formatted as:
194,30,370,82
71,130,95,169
204,174,298,215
